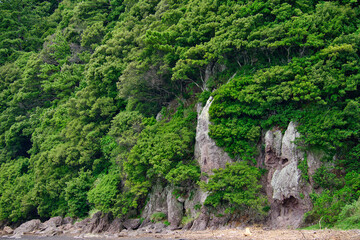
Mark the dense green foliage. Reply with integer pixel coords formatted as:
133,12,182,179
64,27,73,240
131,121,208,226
0,0,359,228
201,162,267,217
335,197,360,229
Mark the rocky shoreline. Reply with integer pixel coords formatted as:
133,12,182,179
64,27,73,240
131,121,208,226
1,214,360,240
0,212,197,239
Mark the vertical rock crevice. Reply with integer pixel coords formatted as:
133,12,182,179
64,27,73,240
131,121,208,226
265,122,319,228
195,96,232,176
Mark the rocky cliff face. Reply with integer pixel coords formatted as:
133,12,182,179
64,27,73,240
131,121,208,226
142,100,322,230
3,100,324,237
141,97,233,229
264,122,320,228
195,96,233,176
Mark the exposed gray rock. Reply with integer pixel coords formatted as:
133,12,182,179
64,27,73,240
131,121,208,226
306,150,323,189
156,111,163,121
265,122,318,228
167,187,183,228
13,219,41,235
83,211,102,233
190,96,234,230
184,187,207,219
3,226,13,234
138,222,167,234
62,217,74,225
265,130,282,164
271,162,301,201
182,220,193,230
59,223,73,232
141,182,168,221
281,122,303,163
40,226,63,237
92,212,112,233
194,96,232,175
207,214,230,230
106,218,123,234
40,216,63,230
73,218,91,231
190,208,209,231
123,219,141,230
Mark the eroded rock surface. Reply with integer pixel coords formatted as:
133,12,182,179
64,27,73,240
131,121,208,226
41,216,63,230
265,122,319,228
167,187,183,228
140,97,233,230
141,182,168,221
13,219,41,236
195,96,232,175
123,218,141,230
106,218,123,234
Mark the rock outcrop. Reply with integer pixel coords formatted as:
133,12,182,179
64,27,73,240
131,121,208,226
3,109,325,237
264,122,319,228
13,219,41,236
123,219,141,230
141,182,168,221
140,96,234,230
167,187,183,228
195,96,232,175
40,216,63,229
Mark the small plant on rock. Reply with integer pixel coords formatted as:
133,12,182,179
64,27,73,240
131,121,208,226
150,212,167,223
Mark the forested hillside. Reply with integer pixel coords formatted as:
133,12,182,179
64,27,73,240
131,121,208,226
0,0,360,229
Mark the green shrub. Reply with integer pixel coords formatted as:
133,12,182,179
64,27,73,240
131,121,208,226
165,161,200,186
335,197,360,229
123,109,196,212
298,154,309,182
201,162,267,217
87,171,121,214
198,90,211,106
150,212,167,223
65,170,93,218
305,172,360,226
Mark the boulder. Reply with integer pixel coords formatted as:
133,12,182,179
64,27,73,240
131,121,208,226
106,218,123,234
190,207,209,231
40,226,63,237
74,218,91,231
92,212,112,233
3,226,13,234
83,211,102,233
138,222,167,234
167,188,183,228
123,219,141,230
182,220,193,230
59,223,73,232
62,217,74,225
14,219,41,235
41,216,63,230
